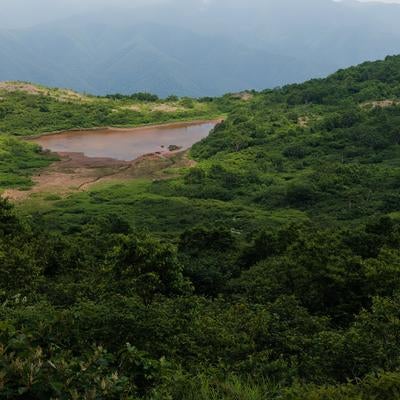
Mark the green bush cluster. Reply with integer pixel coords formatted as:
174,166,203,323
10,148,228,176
0,136,57,189
2,197,400,398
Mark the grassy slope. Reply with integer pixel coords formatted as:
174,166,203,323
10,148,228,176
0,82,223,136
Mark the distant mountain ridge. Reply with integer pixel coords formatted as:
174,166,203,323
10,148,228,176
0,21,297,97
1,0,400,96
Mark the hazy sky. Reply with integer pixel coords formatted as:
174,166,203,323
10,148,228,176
358,0,400,2
1,0,400,29
0,0,166,28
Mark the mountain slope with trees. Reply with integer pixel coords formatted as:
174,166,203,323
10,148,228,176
1,56,400,398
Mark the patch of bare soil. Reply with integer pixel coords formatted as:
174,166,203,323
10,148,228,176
231,91,254,101
0,81,92,103
150,104,185,113
117,103,188,114
2,150,194,202
0,82,44,95
297,116,310,127
361,99,400,109
120,105,142,112
55,90,91,103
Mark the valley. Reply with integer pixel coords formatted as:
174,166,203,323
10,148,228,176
2,56,400,399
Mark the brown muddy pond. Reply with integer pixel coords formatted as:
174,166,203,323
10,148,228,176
31,121,218,161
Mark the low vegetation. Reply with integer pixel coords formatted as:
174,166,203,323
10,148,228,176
0,136,57,190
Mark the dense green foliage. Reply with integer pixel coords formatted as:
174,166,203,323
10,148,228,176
2,201,400,399
2,56,400,398
105,93,160,102
182,56,400,225
0,137,57,190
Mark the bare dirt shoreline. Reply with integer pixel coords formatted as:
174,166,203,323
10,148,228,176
24,118,223,140
2,150,194,202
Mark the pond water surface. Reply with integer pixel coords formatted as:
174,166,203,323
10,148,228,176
31,121,217,161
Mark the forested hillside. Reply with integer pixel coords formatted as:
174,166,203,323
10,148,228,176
2,56,400,399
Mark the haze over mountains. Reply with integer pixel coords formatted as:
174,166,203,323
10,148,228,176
1,0,400,96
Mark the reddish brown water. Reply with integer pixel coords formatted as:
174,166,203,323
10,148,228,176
31,121,217,161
